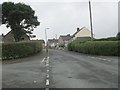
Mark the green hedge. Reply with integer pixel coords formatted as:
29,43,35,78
2,41,42,60
68,40,119,56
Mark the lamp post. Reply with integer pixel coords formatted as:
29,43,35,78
45,28,49,53
89,0,94,40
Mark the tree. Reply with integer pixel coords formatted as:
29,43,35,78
2,2,40,41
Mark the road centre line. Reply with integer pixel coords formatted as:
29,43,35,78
46,79,49,86
45,56,50,90
47,74,49,78
46,64,49,66
47,57,49,59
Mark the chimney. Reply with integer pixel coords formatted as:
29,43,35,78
77,28,79,32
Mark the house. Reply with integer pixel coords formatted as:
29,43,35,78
48,39,58,48
72,27,92,41
2,31,30,42
58,34,71,47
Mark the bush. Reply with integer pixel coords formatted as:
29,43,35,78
68,40,119,56
2,41,42,60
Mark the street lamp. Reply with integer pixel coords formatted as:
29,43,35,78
45,28,49,53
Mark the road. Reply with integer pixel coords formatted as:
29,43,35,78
2,49,118,89
2,52,47,88
49,50,118,88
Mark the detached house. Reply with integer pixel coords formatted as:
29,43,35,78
72,27,92,41
58,34,71,47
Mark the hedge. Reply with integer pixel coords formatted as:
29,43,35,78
68,41,119,56
2,41,42,60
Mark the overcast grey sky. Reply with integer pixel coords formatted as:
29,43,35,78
0,0,118,40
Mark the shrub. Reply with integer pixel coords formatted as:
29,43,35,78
68,41,119,56
2,41,42,60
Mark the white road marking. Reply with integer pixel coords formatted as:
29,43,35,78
33,81,37,83
47,70,49,72
41,58,45,63
46,64,49,66
47,74,49,78
45,56,50,90
46,60,49,64
98,58,103,60
90,57,111,62
46,79,49,86
102,59,107,61
47,57,49,59
107,60,111,62
91,57,95,58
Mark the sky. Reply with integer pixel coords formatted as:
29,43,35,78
0,0,119,41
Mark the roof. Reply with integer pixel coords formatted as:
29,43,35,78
60,34,71,41
48,39,58,43
72,27,88,38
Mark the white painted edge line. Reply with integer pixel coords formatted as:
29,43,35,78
98,58,103,60
90,57,111,62
46,79,49,86
107,60,111,62
102,59,107,61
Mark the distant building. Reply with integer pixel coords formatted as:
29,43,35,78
58,34,71,47
48,39,58,48
71,27,92,41
2,31,30,42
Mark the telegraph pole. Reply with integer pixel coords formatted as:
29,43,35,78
89,0,94,40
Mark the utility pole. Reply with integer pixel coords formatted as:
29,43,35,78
45,28,49,53
89,0,94,40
